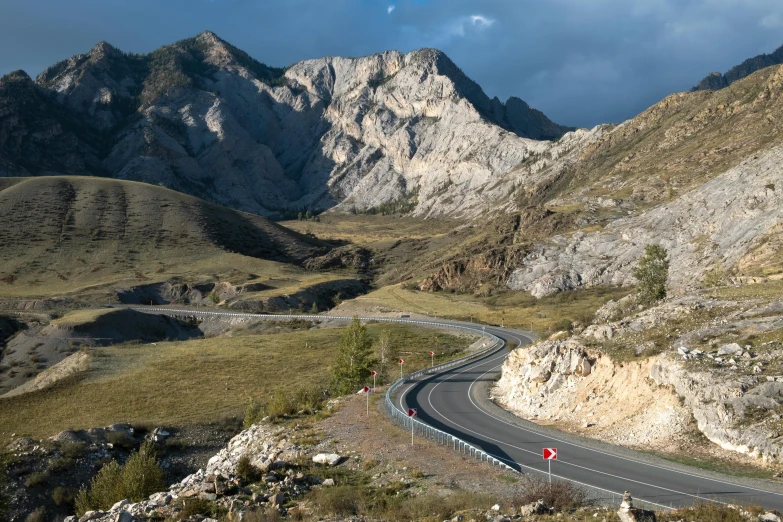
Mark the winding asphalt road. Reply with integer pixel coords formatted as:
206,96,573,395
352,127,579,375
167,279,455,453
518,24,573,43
134,307,783,511
397,323,783,512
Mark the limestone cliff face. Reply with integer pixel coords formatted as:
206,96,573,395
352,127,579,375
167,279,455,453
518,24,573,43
0,32,574,217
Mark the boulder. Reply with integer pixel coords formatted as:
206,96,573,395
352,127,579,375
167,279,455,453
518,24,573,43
322,478,335,486
271,492,286,507
110,500,130,511
519,499,547,516
718,343,743,356
312,453,341,466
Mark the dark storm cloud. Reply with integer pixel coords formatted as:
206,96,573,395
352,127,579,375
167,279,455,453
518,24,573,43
1,0,782,127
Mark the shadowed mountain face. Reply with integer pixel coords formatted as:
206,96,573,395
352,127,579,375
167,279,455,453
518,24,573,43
0,32,573,218
693,44,783,91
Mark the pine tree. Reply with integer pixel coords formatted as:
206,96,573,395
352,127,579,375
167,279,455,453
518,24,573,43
331,317,375,395
633,244,669,304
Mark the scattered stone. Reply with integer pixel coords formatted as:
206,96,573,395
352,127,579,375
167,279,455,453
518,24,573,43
312,453,341,466
519,499,547,516
322,478,335,486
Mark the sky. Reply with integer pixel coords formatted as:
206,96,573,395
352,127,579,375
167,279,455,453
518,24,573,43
1,0,783,128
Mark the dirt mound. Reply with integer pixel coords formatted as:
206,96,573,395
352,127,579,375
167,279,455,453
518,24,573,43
0,309,202,395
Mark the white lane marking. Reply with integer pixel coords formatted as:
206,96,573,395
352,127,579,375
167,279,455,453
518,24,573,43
472,331,783,500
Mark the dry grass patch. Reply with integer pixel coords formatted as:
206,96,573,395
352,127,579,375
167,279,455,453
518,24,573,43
0,324,474,438
346,283,630,331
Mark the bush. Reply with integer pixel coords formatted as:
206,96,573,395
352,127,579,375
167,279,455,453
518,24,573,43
178,497,214,519
661,501,751,522
52,486,76,506
267,390,296,420
75,442,165,515
24,471,49,488
236,455,260,482
515,477,588,513
106,430,136,450
24,507,46,522
60,441,87,459
243,398,267,429
48,456,75,474
633,244,669,304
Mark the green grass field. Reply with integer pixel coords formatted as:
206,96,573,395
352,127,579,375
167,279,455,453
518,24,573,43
0,323,476,439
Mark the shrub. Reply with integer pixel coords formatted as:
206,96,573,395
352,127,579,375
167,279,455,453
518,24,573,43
236,455,260,482
178,497,214,519
52,486,76,506
515,477,588,512
106,430,136,450
24,507,46,522
74,442,164,515
292,385,325,412
59,441,87,458
48,457,75,474
24,471,49,488
633,244,669,304
243,398,267,429
661,501,750,522
267,390,296,420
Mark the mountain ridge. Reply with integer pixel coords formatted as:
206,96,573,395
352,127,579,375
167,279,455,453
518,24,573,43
692,43,783,91
0,31,573,218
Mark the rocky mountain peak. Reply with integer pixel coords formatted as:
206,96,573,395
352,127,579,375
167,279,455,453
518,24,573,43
88,41,120,58
1,70,33,84
0,32,575,217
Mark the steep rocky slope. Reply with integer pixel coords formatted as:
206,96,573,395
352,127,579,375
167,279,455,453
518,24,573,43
505,64,783,296
0,31,573,218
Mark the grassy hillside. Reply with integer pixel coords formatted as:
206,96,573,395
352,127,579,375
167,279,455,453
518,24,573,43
0,323,476,438
0,176,347,299
533,64,783,211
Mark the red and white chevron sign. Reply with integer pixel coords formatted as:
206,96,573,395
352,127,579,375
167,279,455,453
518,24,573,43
408,408,417,417
543,448,557,460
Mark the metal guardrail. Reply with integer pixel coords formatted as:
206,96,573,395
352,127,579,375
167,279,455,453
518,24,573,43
133,306,669,510
382,331,515,472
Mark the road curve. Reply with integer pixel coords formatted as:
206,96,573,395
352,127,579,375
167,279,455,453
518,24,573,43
130,307,783,511
398,324,783,512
